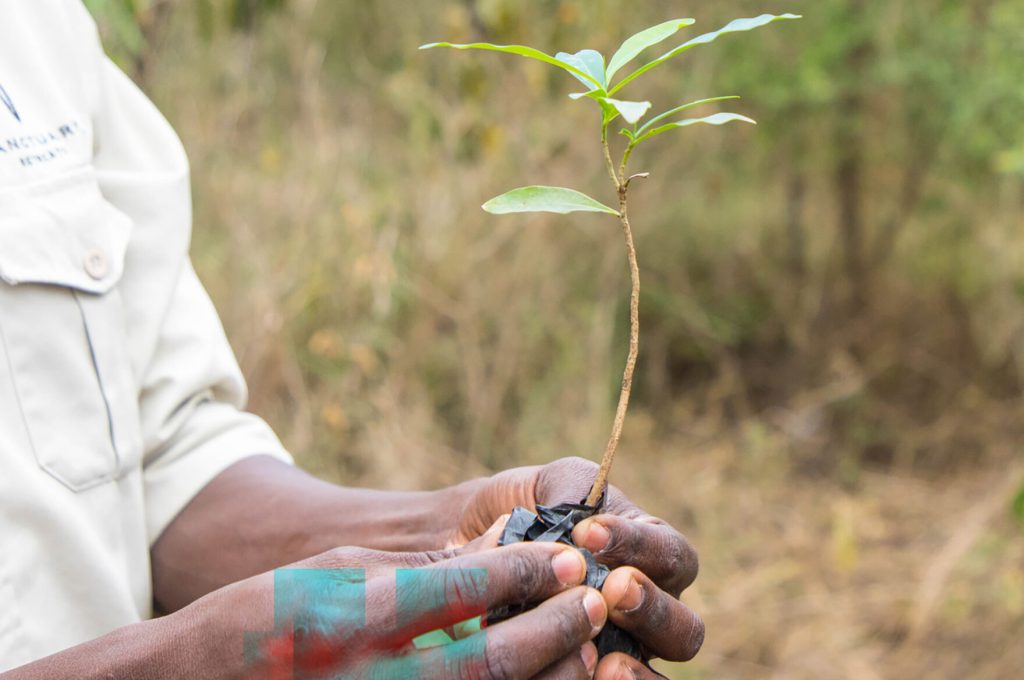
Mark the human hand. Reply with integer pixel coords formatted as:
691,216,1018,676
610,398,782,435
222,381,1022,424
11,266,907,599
452,457,704,677
186,536,609,679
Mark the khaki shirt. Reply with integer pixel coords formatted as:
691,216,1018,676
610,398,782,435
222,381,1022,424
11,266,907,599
0,1,292,668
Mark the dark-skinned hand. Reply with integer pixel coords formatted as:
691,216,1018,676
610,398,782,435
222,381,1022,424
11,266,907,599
190,530,608,679
451,457,704,678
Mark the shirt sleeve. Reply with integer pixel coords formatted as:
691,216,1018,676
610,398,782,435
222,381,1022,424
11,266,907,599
137,259,294,545
73,1,293,544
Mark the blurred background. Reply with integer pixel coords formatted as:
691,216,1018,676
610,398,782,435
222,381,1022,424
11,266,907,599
85,0,1024,677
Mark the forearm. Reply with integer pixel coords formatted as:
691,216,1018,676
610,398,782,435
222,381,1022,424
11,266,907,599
1,615,192,680
152,455,486,611
3,573,280,679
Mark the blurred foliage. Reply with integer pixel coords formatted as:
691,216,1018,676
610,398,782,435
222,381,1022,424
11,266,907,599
83,0,1024,477
83,0,147,62
85,0,285,72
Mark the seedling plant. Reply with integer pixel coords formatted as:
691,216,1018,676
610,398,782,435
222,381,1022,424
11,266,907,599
421,8,800,663
423,12,800,507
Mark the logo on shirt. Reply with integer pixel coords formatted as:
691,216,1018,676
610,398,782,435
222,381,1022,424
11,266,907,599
0,120,83,168
0,85,20,123
0,85,19,123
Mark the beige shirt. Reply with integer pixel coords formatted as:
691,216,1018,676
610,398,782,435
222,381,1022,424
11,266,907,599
0,1,292,669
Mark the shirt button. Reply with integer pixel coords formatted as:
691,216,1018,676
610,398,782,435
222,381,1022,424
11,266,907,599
84,250,109,280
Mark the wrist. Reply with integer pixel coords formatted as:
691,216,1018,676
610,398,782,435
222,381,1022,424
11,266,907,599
309,477,491,553
177,579,268,679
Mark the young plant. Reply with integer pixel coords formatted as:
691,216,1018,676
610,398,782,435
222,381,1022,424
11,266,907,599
418,13,802,662
422,13,800,506
421,13,798,507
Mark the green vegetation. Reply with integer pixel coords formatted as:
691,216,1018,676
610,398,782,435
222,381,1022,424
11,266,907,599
86,1,1024,677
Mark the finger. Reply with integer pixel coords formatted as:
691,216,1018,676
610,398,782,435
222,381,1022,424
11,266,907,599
300,545,454,580
595,653,668,680
302,514,510,576
600,567,704,662
571,515,698,595
367,586,607,679
477,587,605,678
532,642,598,680
362,542,590,649
447,513,511,551
473,513,512,552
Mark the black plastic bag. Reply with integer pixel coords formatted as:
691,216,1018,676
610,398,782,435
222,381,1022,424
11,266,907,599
490,500,644,661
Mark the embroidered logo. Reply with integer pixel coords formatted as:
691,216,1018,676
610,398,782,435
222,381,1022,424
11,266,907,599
1,84,20,123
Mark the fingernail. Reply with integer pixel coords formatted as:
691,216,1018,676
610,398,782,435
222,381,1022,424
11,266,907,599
617,665,637,680
552,549,586,586
583,589,607,633
578,520,610,553
580,643,598,675
615,576,644,613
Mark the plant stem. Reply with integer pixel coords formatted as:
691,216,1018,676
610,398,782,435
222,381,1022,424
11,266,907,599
620,144,635,183
587,135,641,508
601,124,619,186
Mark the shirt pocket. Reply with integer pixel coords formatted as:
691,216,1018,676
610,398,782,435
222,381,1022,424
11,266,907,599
0,167,142,492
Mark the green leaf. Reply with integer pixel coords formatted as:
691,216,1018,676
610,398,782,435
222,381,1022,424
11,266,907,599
419,42,603,90
555,49,607,90
637,96,741,135
598,98,652,125
632,112,756,145
610,13,802,94
597,98,620,126
606,18,695,82
482,186,619,216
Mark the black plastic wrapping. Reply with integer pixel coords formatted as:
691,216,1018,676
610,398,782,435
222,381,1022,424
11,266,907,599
490,501,644,661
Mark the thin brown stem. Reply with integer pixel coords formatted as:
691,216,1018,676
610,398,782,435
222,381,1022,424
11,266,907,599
587,150,641,507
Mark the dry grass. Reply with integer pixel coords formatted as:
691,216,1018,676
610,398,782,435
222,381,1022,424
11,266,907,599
641,427,1024,679
108,1,1024,676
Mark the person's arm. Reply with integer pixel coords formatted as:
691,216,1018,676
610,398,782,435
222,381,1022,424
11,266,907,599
6,541,606,679
152,455,705,679
0,616,188,680
151,455,485,611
